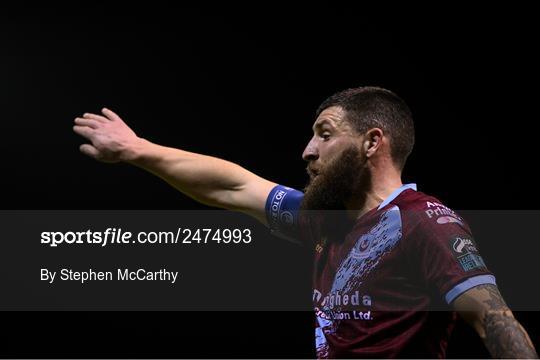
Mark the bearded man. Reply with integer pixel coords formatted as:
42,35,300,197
73,86,538,358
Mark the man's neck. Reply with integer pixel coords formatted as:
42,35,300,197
345,169,403,220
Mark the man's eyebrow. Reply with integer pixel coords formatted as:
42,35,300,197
312,119,333,131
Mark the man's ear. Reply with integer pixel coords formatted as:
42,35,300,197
363,128,384,158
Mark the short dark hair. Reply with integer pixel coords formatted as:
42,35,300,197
316,86,415,169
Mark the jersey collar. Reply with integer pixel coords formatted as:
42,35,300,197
377,183,417,210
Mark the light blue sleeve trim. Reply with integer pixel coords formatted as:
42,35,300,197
445,274,497,304
377,183,417,210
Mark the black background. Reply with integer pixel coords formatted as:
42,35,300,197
1,2,539,358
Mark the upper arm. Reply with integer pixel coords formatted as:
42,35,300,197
452,283,509,336
452,284,538,358
193,156,304,238
225,173,277,226
226,175,305,242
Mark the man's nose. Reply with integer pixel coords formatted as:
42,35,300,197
302,138,319,161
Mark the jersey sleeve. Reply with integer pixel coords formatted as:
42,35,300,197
264,185,304,243
409,201,496,305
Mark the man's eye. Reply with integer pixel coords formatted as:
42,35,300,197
321,133,331,141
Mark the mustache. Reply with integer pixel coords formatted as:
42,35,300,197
306,165,321,178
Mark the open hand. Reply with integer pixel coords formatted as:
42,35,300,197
73,108,141,163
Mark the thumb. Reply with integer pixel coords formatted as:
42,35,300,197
79,144,100,159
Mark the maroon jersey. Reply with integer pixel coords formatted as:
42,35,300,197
266,184,495,358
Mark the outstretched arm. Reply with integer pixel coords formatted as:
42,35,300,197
73,108,277,224
453,283,538,358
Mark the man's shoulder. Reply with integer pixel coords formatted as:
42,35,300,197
391,188,447,211
392,189,467,229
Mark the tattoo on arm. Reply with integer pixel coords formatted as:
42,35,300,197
475,284,538,359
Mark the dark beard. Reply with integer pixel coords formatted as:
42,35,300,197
301,145,370,211
300,145,371,243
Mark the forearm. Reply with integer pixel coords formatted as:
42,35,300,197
73,108,275,216
481,310,538,359
126,138,256,209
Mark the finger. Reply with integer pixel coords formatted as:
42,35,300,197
74,117,100,129
82,112,109,122
73,125,95,139
79,144,100,159
101,107,122,122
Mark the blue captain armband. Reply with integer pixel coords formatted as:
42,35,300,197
265,185,304,242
